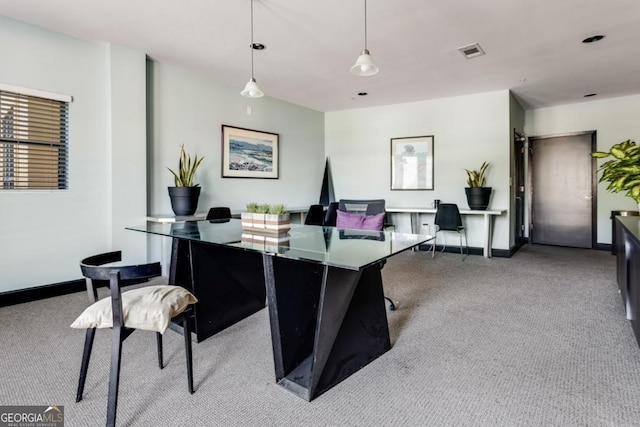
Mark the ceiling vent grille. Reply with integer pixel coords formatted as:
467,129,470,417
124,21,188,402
458,43,485,59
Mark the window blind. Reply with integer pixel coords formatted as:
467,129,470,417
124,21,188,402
0,89,69,190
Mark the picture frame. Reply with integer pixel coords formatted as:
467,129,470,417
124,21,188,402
222,125,279,179
390,135,434,190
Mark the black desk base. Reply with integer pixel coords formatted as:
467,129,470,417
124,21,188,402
264,255,391,401
171,239,266,343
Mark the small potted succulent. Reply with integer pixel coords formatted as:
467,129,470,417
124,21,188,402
265,204,290,234
167,145,204,216
464,161,492,210
241,203,290,235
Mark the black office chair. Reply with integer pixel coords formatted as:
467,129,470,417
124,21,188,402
324,202,339,227
206,206,232,222
432,203,468,260
304,204,325,226
338,199,394,230
337,199,396,311
72,251,197,427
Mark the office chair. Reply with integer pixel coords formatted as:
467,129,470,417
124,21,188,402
432,203,468,260
72,251,197,427
324,202,339,227
338,199,394,230
206,206,232,222
337,199,397,311
304,204,325,226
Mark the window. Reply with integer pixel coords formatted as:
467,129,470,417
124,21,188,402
0,88,69,190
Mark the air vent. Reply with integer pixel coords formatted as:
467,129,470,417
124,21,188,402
458,43,485,59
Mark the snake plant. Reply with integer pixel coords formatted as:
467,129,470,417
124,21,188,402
167,144,204,187
464,161,490,187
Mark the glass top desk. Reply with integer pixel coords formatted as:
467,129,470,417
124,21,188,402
127,219,433,401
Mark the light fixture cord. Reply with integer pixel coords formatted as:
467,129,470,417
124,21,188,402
363,0,368,50
250,0,255,78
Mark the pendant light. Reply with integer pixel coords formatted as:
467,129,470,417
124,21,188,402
241,0,264,98
350,0,379,76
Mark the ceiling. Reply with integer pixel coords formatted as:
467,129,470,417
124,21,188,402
1,0,639,112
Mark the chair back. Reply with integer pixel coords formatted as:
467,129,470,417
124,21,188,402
304,204,325,226
324,202,339,226
80,251,161,283
338,199,386,215
79,251,162,326
206,207,232,222
434,203,463,231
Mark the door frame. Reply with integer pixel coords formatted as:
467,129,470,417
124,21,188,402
513,129,526,248
527,130,597,248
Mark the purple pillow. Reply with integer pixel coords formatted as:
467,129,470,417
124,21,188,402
336,210,385,231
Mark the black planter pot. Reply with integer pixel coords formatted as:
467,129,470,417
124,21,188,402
465,187,492,210
168,186,201,216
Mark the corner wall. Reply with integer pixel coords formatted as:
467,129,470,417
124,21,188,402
325,90,512,250
525,94,640,244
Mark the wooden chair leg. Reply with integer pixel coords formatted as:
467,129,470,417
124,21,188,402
182,315,194,394
76,328,96,402
156,332,164,369
106,327,124,427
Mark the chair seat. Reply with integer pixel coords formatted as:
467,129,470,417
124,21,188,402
71,285,197,334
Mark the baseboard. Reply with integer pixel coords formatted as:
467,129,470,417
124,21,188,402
595,243,613,253
417,244,511,258
0,279,85,308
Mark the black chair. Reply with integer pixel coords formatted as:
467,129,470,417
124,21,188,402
337,199,396,311
324,202,339,227
72,251,197,427
338,199,394,230
206,206,232,222
432,203,468,259
304,204,326,226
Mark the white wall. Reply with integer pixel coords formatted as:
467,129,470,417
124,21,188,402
325,90,512,250
525,94,640,244
0,17,111,292
148,62,325,215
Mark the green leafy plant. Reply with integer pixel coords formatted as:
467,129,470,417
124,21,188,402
167,144,204,187
464,161,490,187
268,204,287,215
592,139,640,203
246,202,259,213
256,203,271,214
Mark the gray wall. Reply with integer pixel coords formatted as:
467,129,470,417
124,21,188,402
325,90,512,251
147,61,325,215
0,17,148,292
2,14,636,293
525,94,640,244
0,17,324,293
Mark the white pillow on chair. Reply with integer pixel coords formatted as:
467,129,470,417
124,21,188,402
71,285,197,334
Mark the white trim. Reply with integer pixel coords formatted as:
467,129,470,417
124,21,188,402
0,82,73,102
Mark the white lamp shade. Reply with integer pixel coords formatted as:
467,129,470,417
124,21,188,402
241,78,264,98
350,49,379,76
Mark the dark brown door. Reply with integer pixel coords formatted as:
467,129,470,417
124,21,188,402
529,132,596,248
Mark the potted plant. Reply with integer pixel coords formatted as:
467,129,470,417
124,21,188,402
592,139,640,207
241,203,290,235
265,204,290,234
464,161,492,210
241,202,259,228
167,144,204,216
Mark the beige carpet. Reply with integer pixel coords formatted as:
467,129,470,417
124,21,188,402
1,244,639,426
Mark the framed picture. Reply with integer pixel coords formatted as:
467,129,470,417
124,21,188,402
390,135,434,190
222,125,279,179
